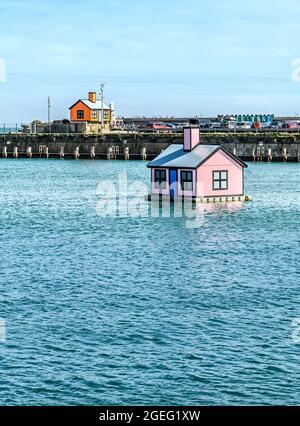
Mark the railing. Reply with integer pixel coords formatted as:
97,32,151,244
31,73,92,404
1,123,300,136
0,124,23,134
0,123,82,136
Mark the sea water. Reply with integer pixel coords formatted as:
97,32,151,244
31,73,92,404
0,159,299,405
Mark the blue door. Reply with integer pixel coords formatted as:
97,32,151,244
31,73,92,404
169,169,177,198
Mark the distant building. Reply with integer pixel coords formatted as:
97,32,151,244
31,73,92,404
69,91,116,127
218,114,274,123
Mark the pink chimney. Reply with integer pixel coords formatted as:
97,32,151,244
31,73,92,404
183,127,200,151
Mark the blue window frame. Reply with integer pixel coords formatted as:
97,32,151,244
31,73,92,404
154,169,167,189
180,170,193,191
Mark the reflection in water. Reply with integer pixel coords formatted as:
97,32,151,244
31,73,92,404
1,160,299,406
199,201,245,215
150,198,245,216
147,198,246,229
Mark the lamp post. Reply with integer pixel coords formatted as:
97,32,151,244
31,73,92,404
99,82,106,130
48,97,51,124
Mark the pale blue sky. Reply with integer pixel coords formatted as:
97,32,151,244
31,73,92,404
1,0,300,122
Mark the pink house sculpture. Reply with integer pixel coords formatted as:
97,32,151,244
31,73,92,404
147,127,248,202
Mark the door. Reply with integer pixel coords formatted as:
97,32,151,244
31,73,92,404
169,169,177,198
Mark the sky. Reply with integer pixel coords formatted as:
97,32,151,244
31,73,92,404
1,0,300,122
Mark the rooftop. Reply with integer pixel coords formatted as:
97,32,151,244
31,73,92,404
147,143,247,169
81,99,110,110
69,99,111,110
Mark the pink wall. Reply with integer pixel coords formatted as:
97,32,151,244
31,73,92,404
184,128,200,151
197,150,244,197
151,168,196,197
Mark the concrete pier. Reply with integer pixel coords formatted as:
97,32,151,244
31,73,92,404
0,132,300,161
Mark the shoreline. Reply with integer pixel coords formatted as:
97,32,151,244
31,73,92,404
0,132,300,162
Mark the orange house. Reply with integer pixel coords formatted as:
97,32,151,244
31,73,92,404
69,92,111,124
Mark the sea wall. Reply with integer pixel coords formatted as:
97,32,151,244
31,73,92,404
0,132,300,161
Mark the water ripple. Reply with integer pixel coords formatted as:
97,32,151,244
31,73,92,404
0,160,299,405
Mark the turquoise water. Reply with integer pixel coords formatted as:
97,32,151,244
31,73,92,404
0,127,21,134
0,159,299,405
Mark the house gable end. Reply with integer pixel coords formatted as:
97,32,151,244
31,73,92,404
69,100,92,111
197,146,247,170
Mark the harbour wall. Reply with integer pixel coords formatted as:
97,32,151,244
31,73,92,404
0,132,300,161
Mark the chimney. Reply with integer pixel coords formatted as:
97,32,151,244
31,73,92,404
88,92,96,103
183,127,200,151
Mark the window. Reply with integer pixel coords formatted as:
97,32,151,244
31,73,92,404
77,110,84,119
213,170,228,190
154,169,166,189
180,170,193,191
103,110,109,119
91,110,97,119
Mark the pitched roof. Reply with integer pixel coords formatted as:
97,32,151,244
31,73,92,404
147,144,247,169
69,99,110,110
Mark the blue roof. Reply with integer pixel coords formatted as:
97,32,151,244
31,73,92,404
147,144,220,169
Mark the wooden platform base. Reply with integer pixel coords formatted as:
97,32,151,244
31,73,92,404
147,194,252,203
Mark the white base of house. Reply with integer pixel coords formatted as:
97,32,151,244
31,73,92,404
195,195,252,204
147,194,252,203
